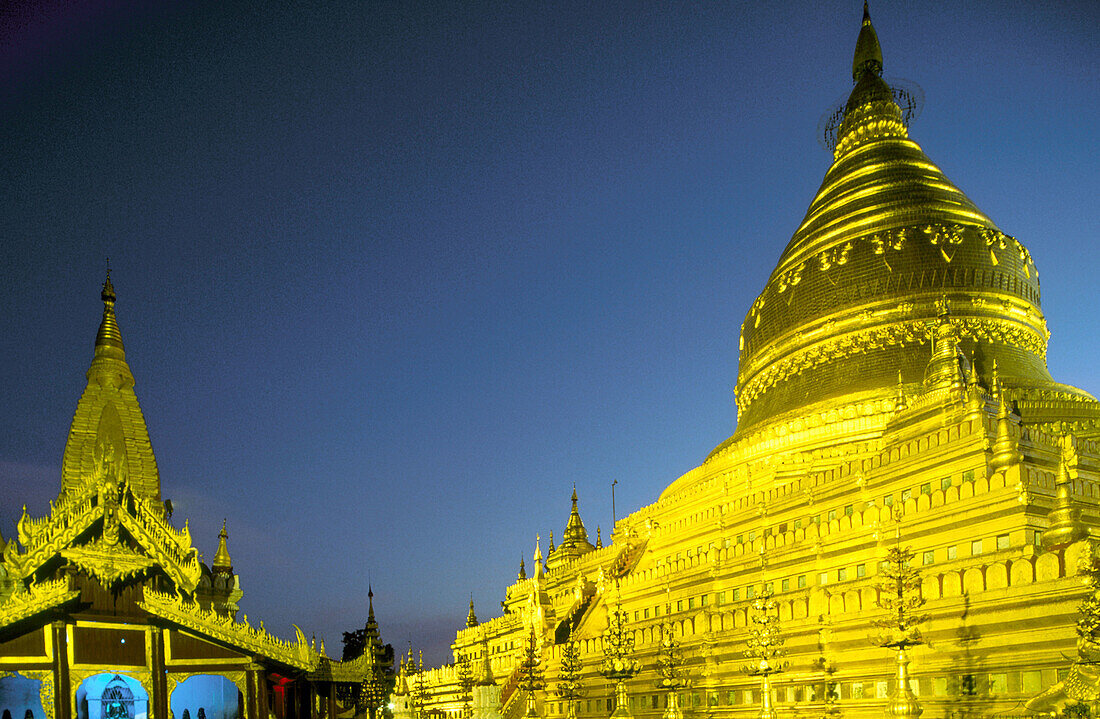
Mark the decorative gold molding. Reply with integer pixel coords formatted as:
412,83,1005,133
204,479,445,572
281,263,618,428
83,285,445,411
737,315,1047,412
139,590,316,670
60,540,155,588
0,579,79,632
5,476,203,595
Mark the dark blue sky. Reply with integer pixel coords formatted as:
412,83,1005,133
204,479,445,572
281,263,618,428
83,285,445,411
2,1,1097,664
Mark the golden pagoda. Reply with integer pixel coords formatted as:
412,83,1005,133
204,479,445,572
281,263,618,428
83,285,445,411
413,5,1100,718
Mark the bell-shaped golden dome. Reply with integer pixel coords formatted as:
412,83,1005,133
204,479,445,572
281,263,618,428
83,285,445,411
712,5,1096,455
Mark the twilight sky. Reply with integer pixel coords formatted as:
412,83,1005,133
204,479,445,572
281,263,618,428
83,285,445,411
1,1,1097,665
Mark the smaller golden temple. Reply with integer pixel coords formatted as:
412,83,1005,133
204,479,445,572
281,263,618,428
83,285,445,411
0,278,372,719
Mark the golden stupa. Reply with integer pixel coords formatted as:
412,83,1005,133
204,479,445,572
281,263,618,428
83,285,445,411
401,6,1100,719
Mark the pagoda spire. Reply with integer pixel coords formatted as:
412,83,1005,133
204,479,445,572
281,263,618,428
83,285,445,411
467,597,479,628
562,485,589,544
852,1,883,81
61,274,162,501
518,556,527,580
364,584,381,648
212,519,233,573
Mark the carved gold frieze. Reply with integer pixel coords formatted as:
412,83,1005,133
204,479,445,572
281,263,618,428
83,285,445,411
0,579,79,631
60,540,155,588
737,316,1047,411
924,223,964,263
139,589,317,670
5,472,202,594
776,263,804,293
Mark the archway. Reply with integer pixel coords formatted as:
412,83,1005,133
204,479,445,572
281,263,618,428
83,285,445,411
170,676,241,719
74,674,148,719
0,673,46,719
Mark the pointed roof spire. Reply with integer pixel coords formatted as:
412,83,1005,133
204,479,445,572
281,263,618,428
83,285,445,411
364,584,381,647
61,274,161,501
466,597,479,628
596,526,603,549
852,1,883,81
212,519,233,572
547,530,555,555
560,485,594,554
518,556,527,580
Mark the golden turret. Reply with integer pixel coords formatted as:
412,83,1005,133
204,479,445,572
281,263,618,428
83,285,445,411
466,597,478,628
518,557,527,580
549,486,595,568
562,486,591,547
212,519,233,573
1042,436,1089,550
989,389,1022,473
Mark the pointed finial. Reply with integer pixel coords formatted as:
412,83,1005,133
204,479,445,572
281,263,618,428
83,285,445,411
596,525,603,549
102,260,116,304
518,556,527,580
852,0,883,81
534,535,544,578
572,483,578,504
547,529,555,554
95,270,125,355
212,518,232,572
